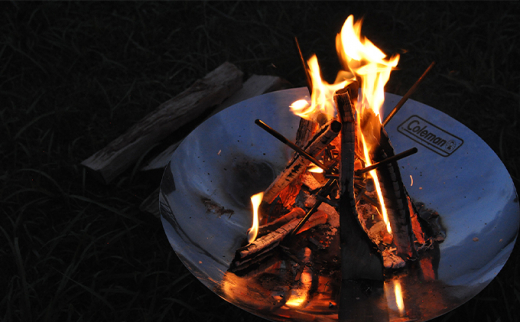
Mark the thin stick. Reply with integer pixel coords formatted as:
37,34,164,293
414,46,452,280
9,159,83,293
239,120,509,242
255,119,330,171
295,36,312,94
289,178,337,238
355,147,418,175
382,61,435,126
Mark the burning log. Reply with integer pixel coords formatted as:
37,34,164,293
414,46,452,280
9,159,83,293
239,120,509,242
257,207,306,237
259,119,341,204
81,62,243,184
365,111,416,259
230,208,328,272
335,85,384,281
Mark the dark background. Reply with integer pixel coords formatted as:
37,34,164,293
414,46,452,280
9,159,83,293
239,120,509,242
1,1,519,321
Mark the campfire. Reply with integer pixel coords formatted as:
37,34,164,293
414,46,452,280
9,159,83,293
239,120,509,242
220,15,446,320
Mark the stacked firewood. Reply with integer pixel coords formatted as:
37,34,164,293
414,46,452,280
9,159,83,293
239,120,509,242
228,82,445,279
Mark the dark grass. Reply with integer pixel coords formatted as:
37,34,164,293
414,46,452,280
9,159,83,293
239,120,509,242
1,1,519,321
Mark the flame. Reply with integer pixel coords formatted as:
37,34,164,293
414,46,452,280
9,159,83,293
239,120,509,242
247,192,264,243
360,130,392,234
290,55,352,122
336,15,399,118
394,281,405,316
307,164,324,173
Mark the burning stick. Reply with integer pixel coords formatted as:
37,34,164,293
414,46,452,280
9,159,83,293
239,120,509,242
257,119,341,204
382,61,436,126
230,208,328,271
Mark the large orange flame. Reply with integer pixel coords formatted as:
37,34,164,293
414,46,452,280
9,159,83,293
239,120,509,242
247,192,264,243
336,15,400,119
289,15,399,235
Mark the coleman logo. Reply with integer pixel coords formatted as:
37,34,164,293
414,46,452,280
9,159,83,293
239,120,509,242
397,115,463,157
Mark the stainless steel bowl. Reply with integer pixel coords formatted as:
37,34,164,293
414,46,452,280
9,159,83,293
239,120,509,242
160,88,519,321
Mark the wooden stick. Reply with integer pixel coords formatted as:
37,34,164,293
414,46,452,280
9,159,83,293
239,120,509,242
382,61,435,126
81,62,243,184
289,178,336,237
355,147,418,175
372,124,416,259
260,119,341,204
255,119,331,171
294,36,313,94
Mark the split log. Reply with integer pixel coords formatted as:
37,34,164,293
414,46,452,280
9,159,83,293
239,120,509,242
232,208,327,268
236,207,306,261
262,119,341,204
365,110,415,259
336,84,387,322
140,74,289,172
335,85,384,282
81,62,243,184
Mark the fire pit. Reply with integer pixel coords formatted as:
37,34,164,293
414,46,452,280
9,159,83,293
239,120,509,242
159,87,519,321
160,15,519,321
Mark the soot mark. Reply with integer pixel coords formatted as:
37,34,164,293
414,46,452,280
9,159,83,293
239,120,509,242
225,159,275,208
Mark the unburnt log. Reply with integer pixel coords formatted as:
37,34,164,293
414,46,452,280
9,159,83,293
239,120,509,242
81,62,243,184
262,119,341,204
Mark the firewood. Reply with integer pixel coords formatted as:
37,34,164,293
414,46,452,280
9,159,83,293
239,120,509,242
370,120,416,259
81,62,243,184
235,207,306,260
262,119,341,204
335,85,384,282
233,207,326,262
257,207,305,237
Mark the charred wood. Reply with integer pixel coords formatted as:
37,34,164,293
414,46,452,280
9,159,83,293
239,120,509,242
335,85,384,282
262,119,341,204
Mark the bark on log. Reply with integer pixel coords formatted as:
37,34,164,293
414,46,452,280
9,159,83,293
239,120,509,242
81,62,243,184
262,119,341,204
335,86,384,282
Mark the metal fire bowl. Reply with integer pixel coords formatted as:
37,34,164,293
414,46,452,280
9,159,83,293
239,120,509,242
159,88,519,321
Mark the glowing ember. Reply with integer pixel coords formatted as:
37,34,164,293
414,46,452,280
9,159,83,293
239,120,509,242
247,192,264,243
